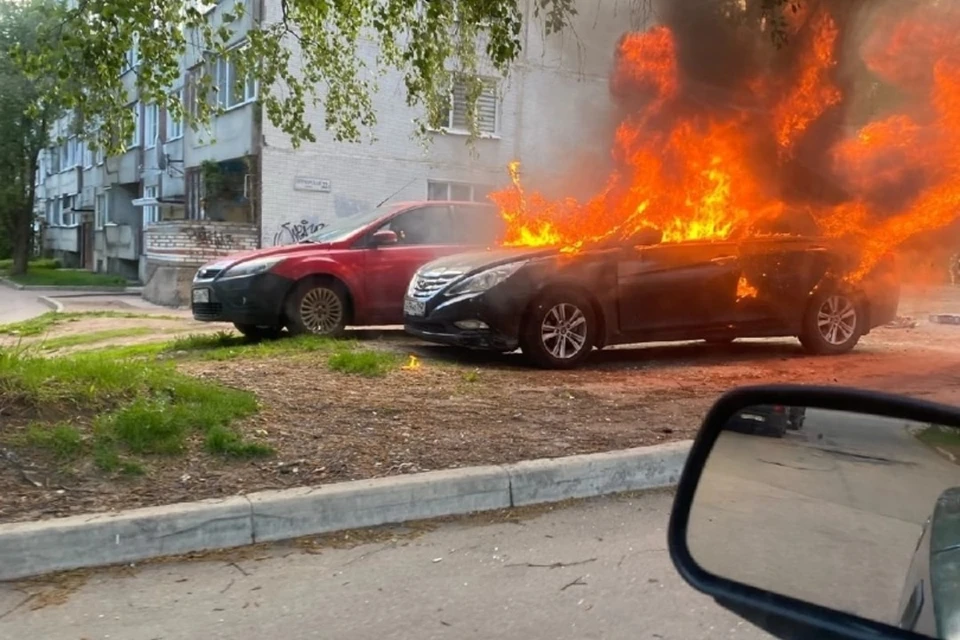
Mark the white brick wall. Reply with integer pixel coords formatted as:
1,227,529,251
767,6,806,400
145,220,258,264
258,0,635,248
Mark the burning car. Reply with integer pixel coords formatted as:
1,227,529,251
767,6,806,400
403,225,900,369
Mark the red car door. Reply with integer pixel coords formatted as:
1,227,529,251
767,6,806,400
362,204,465,323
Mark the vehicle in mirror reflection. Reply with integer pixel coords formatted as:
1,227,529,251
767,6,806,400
668,386,960,640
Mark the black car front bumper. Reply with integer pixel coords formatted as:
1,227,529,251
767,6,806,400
404,290,525,352
191,272,294,327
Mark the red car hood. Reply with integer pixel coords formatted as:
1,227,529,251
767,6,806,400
201,242,334,269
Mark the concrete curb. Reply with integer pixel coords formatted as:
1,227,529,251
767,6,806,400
0,277,141,294
37,296,64,313
0,441,691,581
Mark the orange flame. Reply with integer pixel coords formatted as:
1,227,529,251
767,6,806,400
736,277,759,301
402,355,422,371
490,4,960,279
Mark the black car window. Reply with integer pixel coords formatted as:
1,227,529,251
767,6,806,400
449,204,505,244
381,205,457,245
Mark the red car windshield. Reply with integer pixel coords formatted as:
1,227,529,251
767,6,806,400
302,204,399,244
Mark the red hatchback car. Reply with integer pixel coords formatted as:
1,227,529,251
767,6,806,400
191,201,503,338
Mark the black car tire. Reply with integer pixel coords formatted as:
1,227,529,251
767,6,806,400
520,290,597,369
799,290,863,355
233,323,282,341
284,279,348,337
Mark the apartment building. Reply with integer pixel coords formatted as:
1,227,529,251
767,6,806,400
35,0,628,306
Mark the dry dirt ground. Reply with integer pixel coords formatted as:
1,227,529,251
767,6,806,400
2,286,960,523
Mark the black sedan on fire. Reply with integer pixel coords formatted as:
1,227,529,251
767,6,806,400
402,227,900,369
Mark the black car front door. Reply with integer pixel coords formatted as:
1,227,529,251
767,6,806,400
736,237,832,330
617,241,742,334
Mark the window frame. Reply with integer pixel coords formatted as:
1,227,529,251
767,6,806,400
95,192,108,229
430,75,500,136
127,101,142,150
426,180,496,203
144,103,159,149
214,49,257,111
166,89,185,141
143,185,159,225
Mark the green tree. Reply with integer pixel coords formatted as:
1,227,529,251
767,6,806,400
15,0,798,159
0,0,60,275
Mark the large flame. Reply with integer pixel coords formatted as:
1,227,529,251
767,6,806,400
491,4,960,281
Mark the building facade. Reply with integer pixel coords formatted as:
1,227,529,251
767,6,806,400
36,0,628,306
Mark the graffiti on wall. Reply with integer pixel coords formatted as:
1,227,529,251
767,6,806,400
272,219,326,246
187,226,232,249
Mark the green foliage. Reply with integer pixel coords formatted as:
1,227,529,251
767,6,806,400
11,0,583,153
0,0,61,275
327,349,398,377
0,258,60,271
0,346,266,472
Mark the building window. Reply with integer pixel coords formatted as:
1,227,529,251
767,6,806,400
95,145,104,165
127,102,141,150
82,140,93,168
167,89,184,140
95,193,107,228
48,146,60,173
123,37,140,72
427,180,495,203
215,54,257,109
144,103,159,148
61,195,76,226
431,76,499,135
143,185,159,225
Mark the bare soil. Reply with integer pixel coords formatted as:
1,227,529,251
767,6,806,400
2,287,960,523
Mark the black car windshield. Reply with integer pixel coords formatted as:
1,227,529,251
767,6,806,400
302,204,399,243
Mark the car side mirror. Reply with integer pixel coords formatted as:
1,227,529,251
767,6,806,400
624,227,662,247
371,229,399,246
669,384,960,640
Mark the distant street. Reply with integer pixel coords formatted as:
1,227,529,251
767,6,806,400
0,492,774,640
0,286,48,324
688,409,960,625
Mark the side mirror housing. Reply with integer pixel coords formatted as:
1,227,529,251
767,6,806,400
669,384,960,640
371,229,398,247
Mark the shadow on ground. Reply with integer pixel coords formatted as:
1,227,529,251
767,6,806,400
409,339,827,371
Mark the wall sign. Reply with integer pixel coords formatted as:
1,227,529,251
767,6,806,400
294,177,332,193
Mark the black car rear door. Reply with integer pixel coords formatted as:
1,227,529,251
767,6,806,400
617,241,742,333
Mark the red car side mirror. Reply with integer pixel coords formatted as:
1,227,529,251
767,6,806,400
371,229,399,246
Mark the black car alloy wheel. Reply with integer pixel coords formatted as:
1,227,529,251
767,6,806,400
800,290,862,355
520,290,597,369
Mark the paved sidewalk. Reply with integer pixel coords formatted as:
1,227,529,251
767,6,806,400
0,287,51,324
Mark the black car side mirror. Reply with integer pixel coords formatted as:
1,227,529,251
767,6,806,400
668,384,960,640
371,229,399,246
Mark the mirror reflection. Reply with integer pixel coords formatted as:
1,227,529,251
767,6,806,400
687,405,960,638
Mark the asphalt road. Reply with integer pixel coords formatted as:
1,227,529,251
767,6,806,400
687,408,960,626
0,491,774,640
0,287,48,325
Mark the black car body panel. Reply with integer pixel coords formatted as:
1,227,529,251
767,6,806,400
191,272,295,326
403,235,900,353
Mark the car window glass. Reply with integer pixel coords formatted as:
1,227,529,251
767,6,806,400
381,205,456,245
450,205,505,244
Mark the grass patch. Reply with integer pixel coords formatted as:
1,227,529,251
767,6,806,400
90,332,346,364
917,425,960,447
0,311,178,337
462,369,481,383
0,347,270,475
6,269,128,288
38,327,155,351
328,349,399,377
24,424,84,460
0,258,61,271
